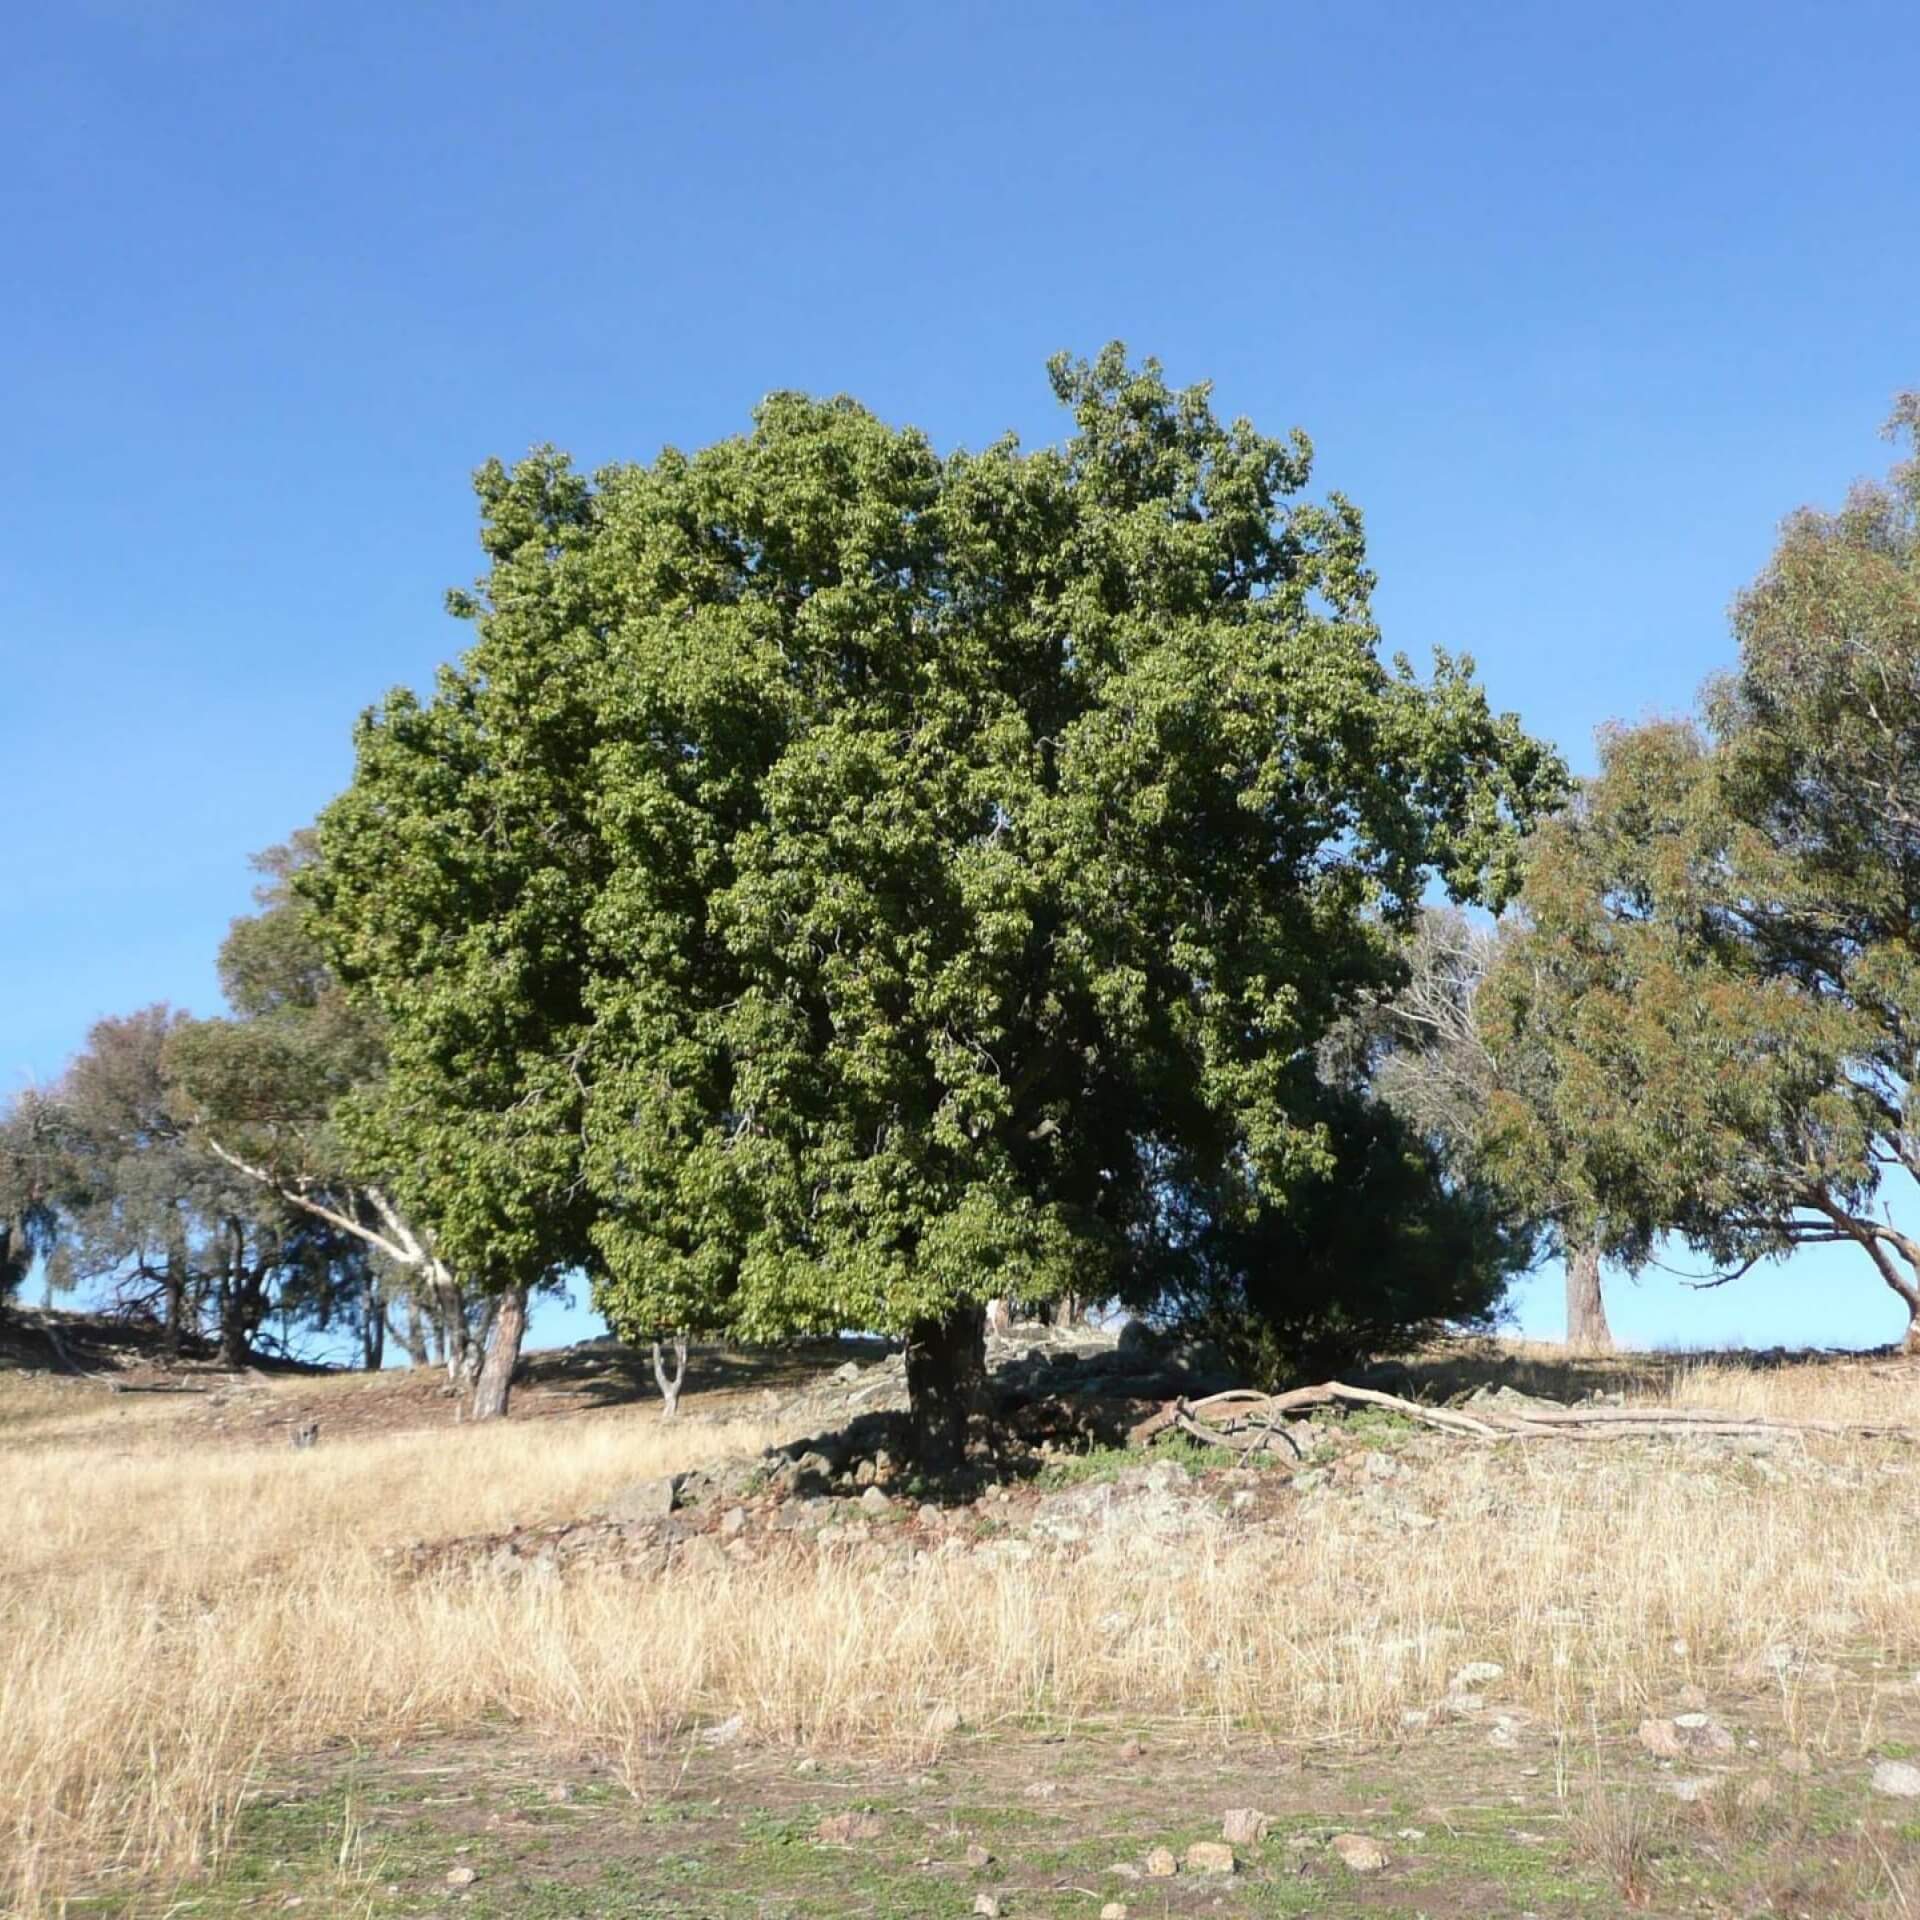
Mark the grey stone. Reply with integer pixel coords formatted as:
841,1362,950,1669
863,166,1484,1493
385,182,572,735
604,1475,677,1523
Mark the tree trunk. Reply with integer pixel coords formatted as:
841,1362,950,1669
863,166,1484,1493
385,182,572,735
1051,1293,1084,1330
1565,1241,1612,1355
468,1284,528,1421
652,1333,688,1417
361,1291,386,1372
905,1302,989,1472
163,1249,186,1358
396,1296,430,1369
215,1219,258,1369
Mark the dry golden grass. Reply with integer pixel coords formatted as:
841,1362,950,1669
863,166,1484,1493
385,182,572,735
8,1347,1920,1911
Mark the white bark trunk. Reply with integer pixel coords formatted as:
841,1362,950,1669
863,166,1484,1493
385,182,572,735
652,1334,687,1417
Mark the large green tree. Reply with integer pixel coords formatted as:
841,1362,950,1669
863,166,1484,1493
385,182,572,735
308,348,1561,1458
1482,399,1920,1346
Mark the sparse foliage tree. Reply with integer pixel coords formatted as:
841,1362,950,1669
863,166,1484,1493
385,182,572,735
167,838,507,1399
19,1007,376,1365
0,1089,66,1308
1482,396,1920,1346
1341,908,1613,1354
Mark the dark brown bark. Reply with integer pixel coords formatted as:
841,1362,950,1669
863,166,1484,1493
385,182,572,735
163,1249,186,1359
468,1284,528,1421
905,1303,989,1472
1565,1241,1612,1355
361,1288,387,1372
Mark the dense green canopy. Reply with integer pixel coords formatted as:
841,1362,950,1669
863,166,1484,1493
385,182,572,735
307,348,1561,1446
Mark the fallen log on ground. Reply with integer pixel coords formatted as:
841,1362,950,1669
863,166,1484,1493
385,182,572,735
1128,1383,1920,1450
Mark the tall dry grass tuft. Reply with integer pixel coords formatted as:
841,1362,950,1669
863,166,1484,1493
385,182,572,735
7,1353,1920,1908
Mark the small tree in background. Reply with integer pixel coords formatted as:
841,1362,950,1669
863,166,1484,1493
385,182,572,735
307,348,1562,1460
1477,402,1920,1347
10,1006,378,1366
0,1089,66,1309
167,837,508,1397
1320,908,1611,1353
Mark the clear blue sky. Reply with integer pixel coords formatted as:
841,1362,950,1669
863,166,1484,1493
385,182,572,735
7,0,1918,1354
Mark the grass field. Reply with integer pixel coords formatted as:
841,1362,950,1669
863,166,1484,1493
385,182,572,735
8,1336,1920,1915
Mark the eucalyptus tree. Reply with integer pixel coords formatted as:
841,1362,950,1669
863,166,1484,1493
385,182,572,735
0,1088,66,1307
166,837,498,1393
1482,720,1886,1330
17,1006,371,1364
1327,908,1609,1353
308,347,1561,1460
1483,399,1920,1346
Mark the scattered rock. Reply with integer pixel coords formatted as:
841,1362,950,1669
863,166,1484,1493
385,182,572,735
677,1536,729,1577
1737,1775,1777,1808
859,1485,892,1515
1451,1660,1505,1689
696,1713,744,1747
1101,1905,1128,1919
1872,1760,1920,1799
1330,1832,1388,1872
1221,1807,1272,1845
963,1843,993,1870
1638,1712,1733,1759
718,1505,748,1538
445,1865,478,1887
816,1810,884,1843
1777,1747,1813,1775
1464,1383,1566,1413
1185,1841,1235,1874
971,1897,1001,1917
1664,1776,1716,1803
1143,1845,1178,1877
604,1475,677,1523
925,1704,963,1739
